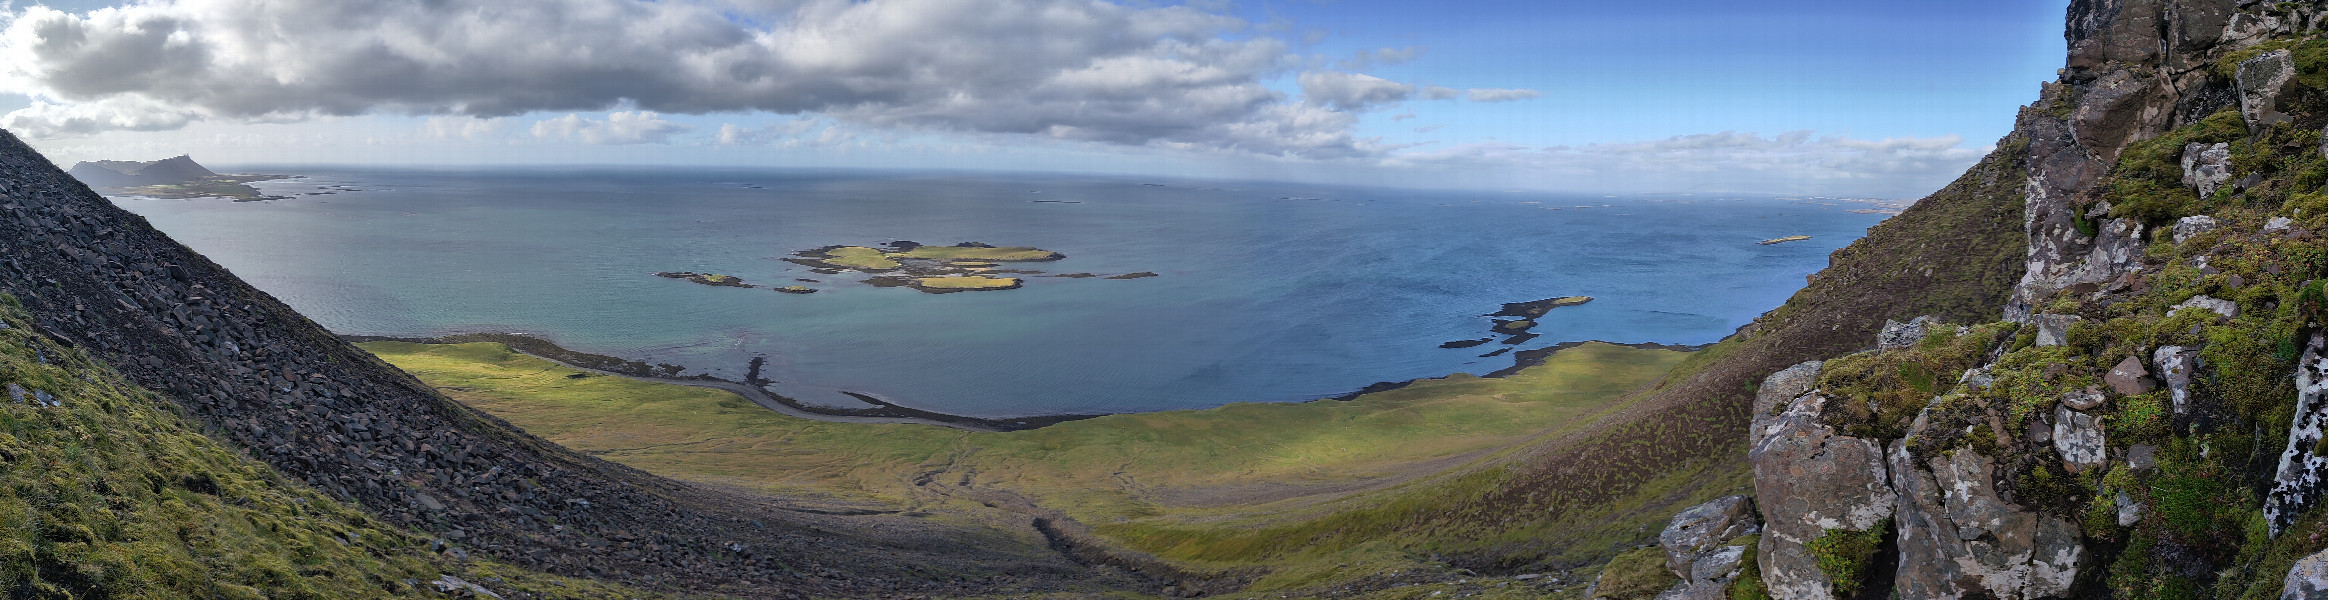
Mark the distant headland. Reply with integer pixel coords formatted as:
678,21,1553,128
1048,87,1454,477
66,155,292,201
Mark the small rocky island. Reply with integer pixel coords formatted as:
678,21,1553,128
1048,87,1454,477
67,155,292,201
1758,235,1811,245
1444,295,1592,351
655,271,756,288
657,241,1153,295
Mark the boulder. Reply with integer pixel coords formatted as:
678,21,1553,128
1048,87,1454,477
2183,144,2233,199
2153,346,2199,414
2240,49,2298,130
1877,316,1937,351
1752,361,1825,447
2060,386,2106,411
2172,294,2238,320
2129,444,2158,471
2105,356,2156,396
2222,11,2285,49
2052,405,2107,473
1662,544,1750,600
2173,215,2221,243
2286,547,2328,600
2030,314,2079,347
1752,389,1895,600
1660,496,1759,577
1960,367,1996,392
2269,333,2328,536
2116,491,2144,527
1889,430,2082,600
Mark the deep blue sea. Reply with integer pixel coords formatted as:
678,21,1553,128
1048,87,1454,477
110,167,1892,418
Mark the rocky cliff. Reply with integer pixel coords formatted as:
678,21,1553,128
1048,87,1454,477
0,129,1122,597
1612,1,2328,598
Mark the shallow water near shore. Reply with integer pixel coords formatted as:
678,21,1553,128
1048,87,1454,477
112,166,1888,418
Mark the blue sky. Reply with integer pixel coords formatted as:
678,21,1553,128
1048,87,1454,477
1270,0,2069,148
0,0,2070,197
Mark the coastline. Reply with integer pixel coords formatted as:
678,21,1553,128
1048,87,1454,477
344,332,1104,432
346,332,1706,431
1327,339,1711,401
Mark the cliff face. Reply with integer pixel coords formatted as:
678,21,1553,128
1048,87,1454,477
0,131,1108,597
1643,1,2328,599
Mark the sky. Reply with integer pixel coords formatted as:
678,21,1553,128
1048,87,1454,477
0,0,2071,198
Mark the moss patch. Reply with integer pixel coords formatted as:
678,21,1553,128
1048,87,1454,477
1589,546,1676,600
1807,519,1888,598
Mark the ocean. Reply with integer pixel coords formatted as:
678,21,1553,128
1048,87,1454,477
111,167,1892,418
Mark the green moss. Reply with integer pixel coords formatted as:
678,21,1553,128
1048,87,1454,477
2215,39,2301,83
1728,535,1770,600
1807,520,1888,598
2105,110,2248,226
1591,546,1678,600
1814,322,2010,439
2111,392,2172,444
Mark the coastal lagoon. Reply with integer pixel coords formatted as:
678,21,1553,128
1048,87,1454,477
112,167,1889,418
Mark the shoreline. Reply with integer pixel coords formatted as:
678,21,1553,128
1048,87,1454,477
344,332,1103,432
345,332,1707,432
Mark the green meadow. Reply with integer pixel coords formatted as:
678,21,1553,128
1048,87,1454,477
359,339,1691,593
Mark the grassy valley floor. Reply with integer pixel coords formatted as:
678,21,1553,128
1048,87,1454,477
359,340,1693,596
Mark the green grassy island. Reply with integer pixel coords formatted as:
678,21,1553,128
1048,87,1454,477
909,275,1023,292
780,241,1147,294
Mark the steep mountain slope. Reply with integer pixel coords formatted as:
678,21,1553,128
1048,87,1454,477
1142,44,2039,576
0,130,1123,597
0,298,655,598
1604,2,2328,599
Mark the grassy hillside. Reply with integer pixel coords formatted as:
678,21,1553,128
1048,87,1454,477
0,297,655,598
1225,116,2037,574
362,339,1690,594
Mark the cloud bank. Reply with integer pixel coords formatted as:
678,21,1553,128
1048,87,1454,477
1378,131,1988,197
0,0,1446,157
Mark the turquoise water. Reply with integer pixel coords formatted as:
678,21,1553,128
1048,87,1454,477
112,167,1890,418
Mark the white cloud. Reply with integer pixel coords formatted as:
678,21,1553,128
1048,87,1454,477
715,115,821,145
1419,85,1462,100
0,0,1421,157
1464,88,1540,102
0,97,199,138
1297,71,1411,112
1375,131,1985,198
422,115,506,141
530,111,690,144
